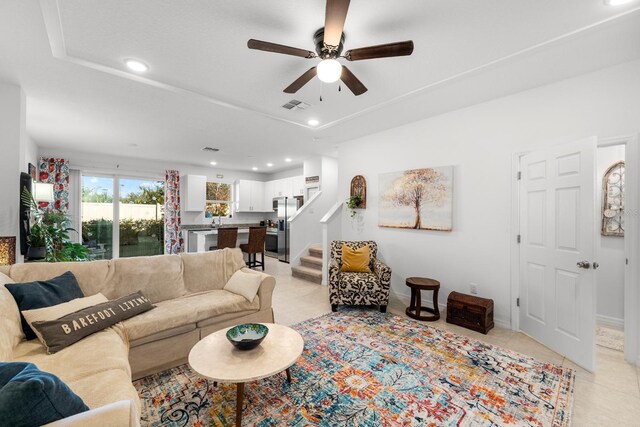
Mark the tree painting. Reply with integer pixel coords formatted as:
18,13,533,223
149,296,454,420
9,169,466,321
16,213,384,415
379,167,453,231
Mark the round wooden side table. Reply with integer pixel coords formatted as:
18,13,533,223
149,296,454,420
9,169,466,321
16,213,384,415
405,277,440,321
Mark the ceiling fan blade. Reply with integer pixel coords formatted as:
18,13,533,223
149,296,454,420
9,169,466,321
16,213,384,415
248,39,316,58
340,66,367,96
284,67,317,93
345,41,414,61
324,0,350,47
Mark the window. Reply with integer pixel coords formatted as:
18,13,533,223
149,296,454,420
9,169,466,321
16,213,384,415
81,175,164,259
206,182,232,218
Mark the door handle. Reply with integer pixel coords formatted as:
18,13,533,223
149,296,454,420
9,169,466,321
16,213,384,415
576,261,591,269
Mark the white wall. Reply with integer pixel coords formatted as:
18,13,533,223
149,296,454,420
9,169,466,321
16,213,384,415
266,167,303,181
596,144,626,326
289,156,339,264
0,83,28,262
338,59,640,327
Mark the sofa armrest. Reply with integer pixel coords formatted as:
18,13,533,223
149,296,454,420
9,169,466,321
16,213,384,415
373,259,392,291
328,260,340,287
241,268,275,311
43,400,140,427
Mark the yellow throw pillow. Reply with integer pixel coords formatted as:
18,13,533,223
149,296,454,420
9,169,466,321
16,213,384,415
340,244,371,273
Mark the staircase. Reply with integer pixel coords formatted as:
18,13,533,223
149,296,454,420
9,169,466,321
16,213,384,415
291,244,323,284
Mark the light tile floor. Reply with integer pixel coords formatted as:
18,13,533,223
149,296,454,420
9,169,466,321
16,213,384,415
262,256,640,426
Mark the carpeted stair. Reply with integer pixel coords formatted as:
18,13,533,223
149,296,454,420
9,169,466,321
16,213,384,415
291,244,322,284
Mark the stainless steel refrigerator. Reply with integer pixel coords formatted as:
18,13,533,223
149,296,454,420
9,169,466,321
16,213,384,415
276,196,303,263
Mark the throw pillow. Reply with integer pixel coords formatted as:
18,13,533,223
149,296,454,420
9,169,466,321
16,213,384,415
223,269,262,302
0,361,88,427
22,293,109,345
31,291,155,354
340,244,372,273
4,271,85,340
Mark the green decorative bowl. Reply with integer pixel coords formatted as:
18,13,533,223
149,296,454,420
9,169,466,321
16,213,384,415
226,323,269,351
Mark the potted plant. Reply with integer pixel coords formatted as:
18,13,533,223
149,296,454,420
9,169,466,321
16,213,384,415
21,187,88,262
346,194,363,218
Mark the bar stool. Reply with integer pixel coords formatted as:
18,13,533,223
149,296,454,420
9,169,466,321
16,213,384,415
209,227,238,251
405,277,440,321
239,227,267,271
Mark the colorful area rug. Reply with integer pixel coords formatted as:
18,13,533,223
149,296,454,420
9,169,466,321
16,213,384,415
134,311,574,426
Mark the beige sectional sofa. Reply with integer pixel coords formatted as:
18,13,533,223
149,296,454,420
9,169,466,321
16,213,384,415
0,248,275,426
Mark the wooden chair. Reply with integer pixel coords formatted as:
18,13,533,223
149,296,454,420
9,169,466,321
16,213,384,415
209,227,238,251
239,227,267,271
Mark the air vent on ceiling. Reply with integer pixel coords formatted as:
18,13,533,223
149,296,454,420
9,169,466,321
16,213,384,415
202,147,220,152
282,99,310,111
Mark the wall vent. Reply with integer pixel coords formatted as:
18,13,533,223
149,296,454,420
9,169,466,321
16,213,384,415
202,147,220,152
282,99,310,111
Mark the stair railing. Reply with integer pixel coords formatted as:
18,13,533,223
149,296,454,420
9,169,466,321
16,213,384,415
319,201,343,285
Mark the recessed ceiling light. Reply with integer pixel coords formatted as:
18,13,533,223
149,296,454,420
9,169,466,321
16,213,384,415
125,59,148,73
604,0,635,5
266,163,273,167
285,158,292,163
307,119,319,126
252,167,258,171
210,161,217,166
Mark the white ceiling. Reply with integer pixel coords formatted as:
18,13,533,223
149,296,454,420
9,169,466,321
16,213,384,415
1,0,639,173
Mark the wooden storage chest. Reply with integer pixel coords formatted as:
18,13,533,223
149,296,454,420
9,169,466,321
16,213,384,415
446,291,494,334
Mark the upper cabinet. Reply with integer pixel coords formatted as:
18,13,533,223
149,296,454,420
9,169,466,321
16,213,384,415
236,180,270,212
183,174,206,211
236,175,305,213
291,175,305,196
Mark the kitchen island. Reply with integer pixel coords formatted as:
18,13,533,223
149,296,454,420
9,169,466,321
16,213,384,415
181,224,277,254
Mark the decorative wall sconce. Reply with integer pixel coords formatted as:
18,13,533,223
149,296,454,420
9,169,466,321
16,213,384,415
0,236,16,266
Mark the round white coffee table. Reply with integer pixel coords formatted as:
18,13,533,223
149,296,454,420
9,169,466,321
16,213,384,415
188,323,304,426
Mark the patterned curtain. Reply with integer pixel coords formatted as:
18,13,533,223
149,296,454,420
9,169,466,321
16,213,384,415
38,157,70,212
164,170,183,254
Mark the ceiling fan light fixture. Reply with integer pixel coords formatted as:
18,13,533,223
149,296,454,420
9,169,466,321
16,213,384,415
317,59,342,83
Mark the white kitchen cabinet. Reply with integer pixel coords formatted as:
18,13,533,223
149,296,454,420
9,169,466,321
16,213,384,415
291,175,305,196
236,180,270,212
263,181,275,211
183,174,206,211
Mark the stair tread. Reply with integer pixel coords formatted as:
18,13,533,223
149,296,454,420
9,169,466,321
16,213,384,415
300,255,323,266
308,244,323,258
291,265,323,278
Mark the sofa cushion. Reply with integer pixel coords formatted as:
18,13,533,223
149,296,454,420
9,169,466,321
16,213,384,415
10,324,139,413
0,273,23,361
103,255,186,303
5,261,110,297
223,269,262,302
11,324,132,382
5,271,85,340
122,290,259,342
0,362,89,427
180,248,246,293
31,292,154,354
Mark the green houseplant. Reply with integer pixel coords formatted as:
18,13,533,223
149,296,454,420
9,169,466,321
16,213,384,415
21,187,88,262
346,194,363,218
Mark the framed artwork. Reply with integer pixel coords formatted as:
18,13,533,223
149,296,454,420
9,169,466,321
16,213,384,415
28,163,37,181
601,160,624,236
378,166,453,231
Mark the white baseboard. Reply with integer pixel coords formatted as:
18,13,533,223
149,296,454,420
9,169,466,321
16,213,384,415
596,314,624,330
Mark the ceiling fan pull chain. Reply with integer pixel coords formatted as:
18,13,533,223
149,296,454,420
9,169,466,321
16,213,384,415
338,85,342,92
319,81,323,102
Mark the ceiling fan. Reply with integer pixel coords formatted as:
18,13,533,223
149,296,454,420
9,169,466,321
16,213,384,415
247,0,414,96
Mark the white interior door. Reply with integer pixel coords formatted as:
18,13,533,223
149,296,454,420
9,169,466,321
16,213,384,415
519,137,597,371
